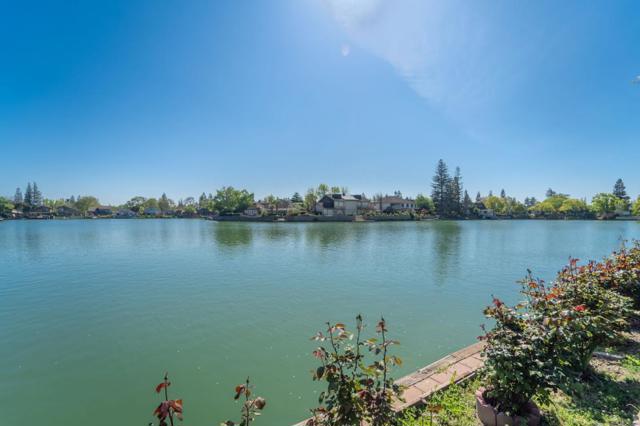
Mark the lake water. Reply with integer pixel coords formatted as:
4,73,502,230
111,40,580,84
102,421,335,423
1,219,639,425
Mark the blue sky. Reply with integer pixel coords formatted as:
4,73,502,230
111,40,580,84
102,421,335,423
1,0,639,204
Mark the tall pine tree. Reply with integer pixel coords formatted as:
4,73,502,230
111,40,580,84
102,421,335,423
449,166,463,217
24,183,33,206
431,159,451,217
613,179,629,201
159,193,170,212
32,182,43,206
463,190,472,213
14,187,23,204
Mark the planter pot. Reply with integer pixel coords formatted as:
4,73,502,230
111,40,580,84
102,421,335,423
475,387,541,426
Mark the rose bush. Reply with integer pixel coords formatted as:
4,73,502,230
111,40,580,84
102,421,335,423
480,296,559,418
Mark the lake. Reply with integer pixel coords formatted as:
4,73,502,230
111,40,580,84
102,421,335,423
1,219,638,425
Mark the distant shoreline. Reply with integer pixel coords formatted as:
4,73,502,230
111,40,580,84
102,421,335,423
2,215,638,223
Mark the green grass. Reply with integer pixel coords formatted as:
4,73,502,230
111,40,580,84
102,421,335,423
622,354,640,374
397,377,481,426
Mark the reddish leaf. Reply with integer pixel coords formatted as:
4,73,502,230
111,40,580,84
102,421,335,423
155,382,170,393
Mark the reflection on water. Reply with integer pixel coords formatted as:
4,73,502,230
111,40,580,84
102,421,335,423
303,223,370,248
432,221,462,280
213,222,254,247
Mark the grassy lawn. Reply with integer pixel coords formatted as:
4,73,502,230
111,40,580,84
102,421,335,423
398,328,640,426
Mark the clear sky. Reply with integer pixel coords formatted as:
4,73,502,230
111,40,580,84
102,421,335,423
1,0,639,204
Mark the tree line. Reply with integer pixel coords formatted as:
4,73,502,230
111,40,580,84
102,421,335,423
2,171,640,219
422,159,640,219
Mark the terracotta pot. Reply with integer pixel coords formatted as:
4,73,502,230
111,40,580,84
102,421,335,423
475,387,541,426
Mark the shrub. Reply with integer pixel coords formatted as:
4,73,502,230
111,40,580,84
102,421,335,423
523,259,633,375
307,315,403,426
480,296,558,416
591,242,640,306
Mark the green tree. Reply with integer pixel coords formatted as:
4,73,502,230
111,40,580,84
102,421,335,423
291,192,303,203
126,196,147,213
632,196,640,216
14,187,23,204
198,192,207,208
158,193,174,212
613,178,629,201
44,198,65,209
143,198,159,210
530,194,570,216
330,186,341,194
264,194,277,214
316,184,329,197
32,182,43,206
415,194,435,214
0,197,14,217
500,189,506,198
615,197,630,213
499,196,526,216
213,186,254,214
448,166,463,217
558,198,589,218
483,195,506,214
304,188,316,213
463,190,473,213
24,183,33,206
545,188,557,198
75,196,100,214
591,193,617,216
508,199,528,216
431,159,451,217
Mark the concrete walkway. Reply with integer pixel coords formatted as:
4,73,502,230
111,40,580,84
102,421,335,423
294,341,485,425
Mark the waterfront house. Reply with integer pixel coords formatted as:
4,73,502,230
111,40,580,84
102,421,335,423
116,208,136,218
197,207,215,216
275,199,292,215
315,194,370,216
56,205,81,217
93,206,114,216
243,205,261,217
256,199,293,215
24,205,53,219
615,207,631,217
475,201,495,219
373,196,416,212
143,207,161,216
